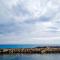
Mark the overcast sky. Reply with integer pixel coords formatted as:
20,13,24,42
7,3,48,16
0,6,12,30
0,0,60,44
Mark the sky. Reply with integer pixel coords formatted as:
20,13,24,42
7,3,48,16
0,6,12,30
0,0,60,44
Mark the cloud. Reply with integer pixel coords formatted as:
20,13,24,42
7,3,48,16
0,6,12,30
0,0,60,22
0,0,60,44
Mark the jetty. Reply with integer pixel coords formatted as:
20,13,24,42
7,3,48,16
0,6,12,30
0,48,60,54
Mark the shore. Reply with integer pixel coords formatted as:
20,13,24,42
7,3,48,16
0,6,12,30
0,48,60,54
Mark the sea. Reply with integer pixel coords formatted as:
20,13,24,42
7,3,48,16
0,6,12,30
0,44,38,48
0,54,60,60
0,44,60,60
0,44,60,48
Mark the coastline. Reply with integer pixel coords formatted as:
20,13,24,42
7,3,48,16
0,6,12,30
0,48,60,54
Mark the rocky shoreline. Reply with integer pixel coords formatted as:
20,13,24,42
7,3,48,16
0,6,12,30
0,48,60,54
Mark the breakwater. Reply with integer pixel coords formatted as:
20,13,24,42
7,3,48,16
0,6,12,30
0,48,60,54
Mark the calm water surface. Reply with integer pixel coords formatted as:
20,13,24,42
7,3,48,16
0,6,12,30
0,54,60,60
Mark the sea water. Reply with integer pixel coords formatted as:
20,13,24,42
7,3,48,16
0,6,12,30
0,44,38,48
0,54,60,60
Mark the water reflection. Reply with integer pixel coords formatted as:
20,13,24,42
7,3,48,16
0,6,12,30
0,54,60,60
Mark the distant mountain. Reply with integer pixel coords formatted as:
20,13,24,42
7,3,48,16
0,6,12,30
35,46,46,48
35,46,60,48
